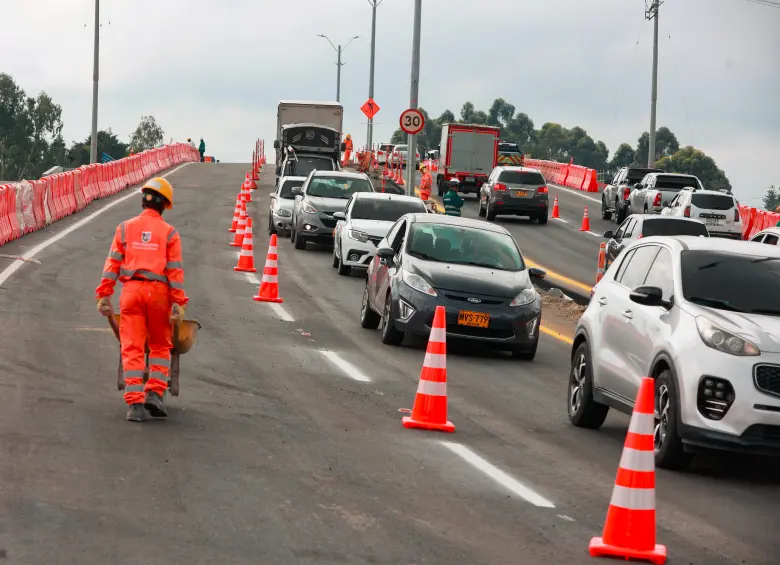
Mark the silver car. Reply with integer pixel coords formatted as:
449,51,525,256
269,176,305,235
393,144,421,170
569,235,780,470
628,172,704,216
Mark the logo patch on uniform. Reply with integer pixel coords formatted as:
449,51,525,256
141,231,152,243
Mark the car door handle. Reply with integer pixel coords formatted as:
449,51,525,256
622,310,633,319
598,297,608,306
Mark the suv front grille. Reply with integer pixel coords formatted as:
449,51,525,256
754,364,780,398
319,214,337,229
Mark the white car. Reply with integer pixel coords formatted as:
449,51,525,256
569,235,780,470
331,193,428,275
628,173,704,215
393,144,421,169
662,189,743,239
269,176,306,235
748,227,780,246
376,143,395,165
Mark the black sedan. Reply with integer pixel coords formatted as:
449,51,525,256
360,214,546,360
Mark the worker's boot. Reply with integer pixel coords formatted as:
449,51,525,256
126,404,146,422
144,391,168,418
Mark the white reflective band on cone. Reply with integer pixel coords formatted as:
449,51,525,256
609,485,655,511
423,352,446,369
628,411,654,435
261,274,278,283
417,379,447,396
268,247,278,254
429,326,447,343
618,447,655,472
265,259,278,268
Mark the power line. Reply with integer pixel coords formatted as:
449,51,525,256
745,0,780,8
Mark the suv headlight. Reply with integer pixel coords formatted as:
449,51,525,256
302,202,318,214
348,229,370,243
510,288,537,307
402,269,437,296
695,316,760,356
276,209,292,217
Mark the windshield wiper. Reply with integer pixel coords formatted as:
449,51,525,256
458,261,510,271
687,296,746,313
408,251,442,262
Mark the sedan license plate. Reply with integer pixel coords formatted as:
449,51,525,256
513,190,528,197
704,218,723,226
458,310,490,328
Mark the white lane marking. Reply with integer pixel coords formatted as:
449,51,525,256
319,350,372,382
440,441,555,508
241,268,295,321
0,162,191,288
551,184,601,204
586,231,602,238
553,217,568,224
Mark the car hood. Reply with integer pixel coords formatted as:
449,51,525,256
274,198,295,211
405,256,531,298
686,304,780,353
349,219,395,238
307,196,350,214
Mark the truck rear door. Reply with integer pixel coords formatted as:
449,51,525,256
449,130,496,178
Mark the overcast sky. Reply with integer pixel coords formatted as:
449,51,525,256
3,0,778,204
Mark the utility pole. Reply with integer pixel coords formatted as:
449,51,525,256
89,0,100,165
405,0,422,195
318,34,359,104
366,0,383,151
646,1,661,168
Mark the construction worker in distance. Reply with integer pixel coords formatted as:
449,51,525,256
95,178,189,422
187,138,196,149
343,134,353,166
443,178,464,217
198,138,206,162
419,164,433,201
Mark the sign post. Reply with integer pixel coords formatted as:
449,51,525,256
399,108,425,196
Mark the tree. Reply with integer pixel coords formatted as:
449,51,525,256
610,143,635,170
763,186,779,212
0,73,64,180
129,115,164,152
656,146,732,192
66,129,129,167
634,127,680,166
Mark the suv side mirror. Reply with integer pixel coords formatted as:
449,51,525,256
630,285,671,308
333,211,346,221
291,185,302,195
529,267,546,279
603,230,614,239
634,182,643,189
376,246,395,264
273,140,280,150
269,192,276,198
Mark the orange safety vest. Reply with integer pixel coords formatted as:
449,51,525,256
345,138,353,151
96,208,188,307
420,172,432,195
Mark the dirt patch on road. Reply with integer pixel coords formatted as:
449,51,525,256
536,286,586,321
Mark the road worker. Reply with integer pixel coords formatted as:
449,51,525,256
95,178,189,422
198,138,206,162
419,164,432,201
443,178,464,217
343,134,353,166
187,138,196,148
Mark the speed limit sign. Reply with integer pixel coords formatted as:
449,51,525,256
399,108,425,135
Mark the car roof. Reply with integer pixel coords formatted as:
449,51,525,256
753,227,780,237
634,214,704,222
687,189,734,197
311,170,369,179
652,172,699,179
496,166,542,174
630,235,780,257
408,213,510,233
352,192,422,203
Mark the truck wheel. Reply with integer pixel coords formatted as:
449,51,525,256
436,175,444,196
537,213,548,225
601,195,612,220
615,201,626,224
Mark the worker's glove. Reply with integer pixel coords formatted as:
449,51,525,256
96,297,113,317
170,304,185,325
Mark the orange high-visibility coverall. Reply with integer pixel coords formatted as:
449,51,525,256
95,209,189,405
343,137,354,165
419,171,433,201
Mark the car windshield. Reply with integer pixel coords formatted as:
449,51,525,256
308,176,374,199
681,250,780,315
285,156,334,177
279,180,302,199
498,171,545,185
692,193,735,210
351,199,425,222
498,142,521,154
627,169,659,182
406,223,525,271
395,145,408,152
379,145,394,152
643,219,709,237
656,176,702,191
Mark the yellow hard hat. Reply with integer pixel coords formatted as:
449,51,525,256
142,177,174,208
346,134,351,139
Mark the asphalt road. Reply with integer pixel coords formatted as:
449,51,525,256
0,162,778,564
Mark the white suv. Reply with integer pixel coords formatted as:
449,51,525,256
662,189,743,239
568,236,780,470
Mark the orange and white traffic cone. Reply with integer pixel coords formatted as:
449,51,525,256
234,217,257,272
551,195,560,219
579,205,591,231
401,305,455,433
229,196,242,233
248,172,258,191
231,203,247,247
595,242,607,283
239,180,249,203
253,234,284,303
589,377,666,564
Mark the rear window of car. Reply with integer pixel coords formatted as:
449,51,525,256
379,144,394,152
351,198,426,222
643,219,709,237
655,175,702,191
279,180,302,199
626,169,661,182
692,193,735,210
395,145,408,152
498,171,545,185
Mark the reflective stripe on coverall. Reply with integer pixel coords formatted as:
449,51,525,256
419,171,432,201
96,209,189,405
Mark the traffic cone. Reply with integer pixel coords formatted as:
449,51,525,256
579,206,591,231
595,242,607,283
589,377,666,564
239,180,249,203
231,203,247,247
248,172,258,190
229,196,241,232
234,217,257,272
551,195,560,219
401,305,455,433
253,234,284,303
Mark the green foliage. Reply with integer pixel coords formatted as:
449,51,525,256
610,143,635,169
634,127,680,166
762,185,779,212
66,129,129,167
656,146,732,192
129,115,164,152
0,73,64,180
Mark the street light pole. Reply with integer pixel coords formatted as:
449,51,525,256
405,0,422,194
646,1,661,168
366,0,383,151
89,0,100,164
318,34,359,104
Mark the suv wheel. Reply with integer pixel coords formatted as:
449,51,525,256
568,342,609,428
360,283,381,329
615,200,626,224
478,197,487,217
486,201,497,222
654,370,693,470
293,228,306,250
537,213,548,225
268,213,277,236
601,195,612,220
337,253,351,276
380,293,404,346
331,244,339,268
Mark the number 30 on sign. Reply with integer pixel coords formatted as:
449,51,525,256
399,108,425,135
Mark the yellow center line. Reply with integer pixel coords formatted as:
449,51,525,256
540,325,574,345
525,258,593,295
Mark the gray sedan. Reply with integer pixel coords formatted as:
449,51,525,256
269,176,306,235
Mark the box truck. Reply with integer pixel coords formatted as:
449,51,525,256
436,124,500,196
275,100,343,142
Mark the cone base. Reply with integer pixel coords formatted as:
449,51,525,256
579,225,590,231
253,295,284,303
589,537,667,564
402,416,455,433
234,266,257,272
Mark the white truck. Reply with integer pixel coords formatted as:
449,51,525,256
436,123,500,196
275,100,343,142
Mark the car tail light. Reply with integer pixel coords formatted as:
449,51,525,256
697,377,735,421
684,205,691,217
623,187,630,200
537,185,548,194
494,183,507,191
653,193,662,207
734,207,740,222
